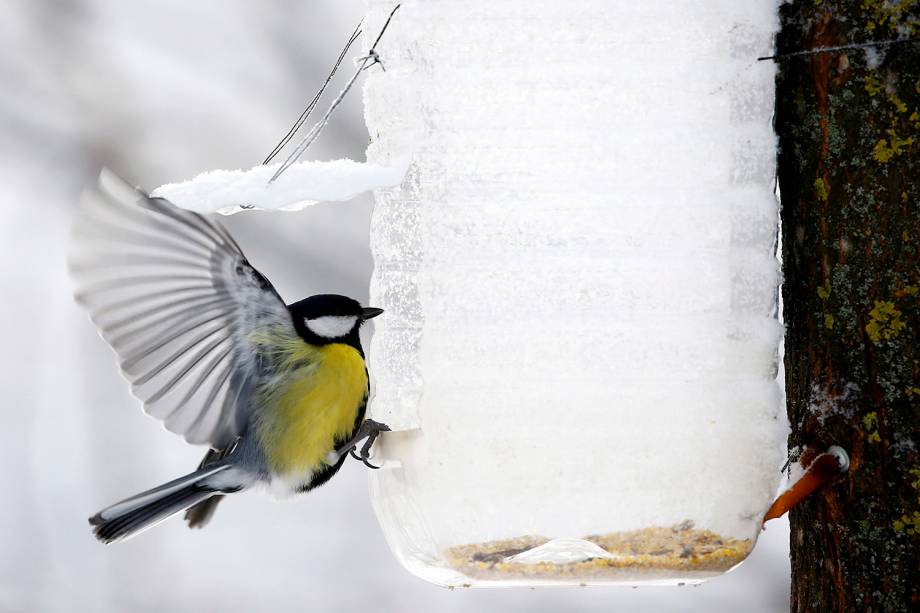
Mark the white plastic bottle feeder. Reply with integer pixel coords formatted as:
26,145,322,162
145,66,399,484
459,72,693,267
363,1,785,587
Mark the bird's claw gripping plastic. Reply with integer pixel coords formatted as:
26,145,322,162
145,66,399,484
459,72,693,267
340,419,390,469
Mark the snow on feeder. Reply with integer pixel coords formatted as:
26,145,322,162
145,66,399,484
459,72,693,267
363,0,785,587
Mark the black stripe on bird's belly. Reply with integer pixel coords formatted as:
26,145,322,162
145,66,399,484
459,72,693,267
295,393,367,494
296,454,347,493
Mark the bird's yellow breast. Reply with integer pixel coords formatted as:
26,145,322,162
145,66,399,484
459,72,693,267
255,341,368,481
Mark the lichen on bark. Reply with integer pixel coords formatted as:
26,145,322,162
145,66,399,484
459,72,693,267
776,1,920,611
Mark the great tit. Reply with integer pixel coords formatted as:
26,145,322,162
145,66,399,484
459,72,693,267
70,169,389,543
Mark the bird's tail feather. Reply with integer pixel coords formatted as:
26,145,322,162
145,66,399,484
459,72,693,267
89,465,229,543
183,441,237,529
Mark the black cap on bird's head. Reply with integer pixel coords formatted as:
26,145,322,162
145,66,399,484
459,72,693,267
289,294,383,347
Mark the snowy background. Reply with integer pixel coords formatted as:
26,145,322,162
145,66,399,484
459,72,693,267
0,1,789,611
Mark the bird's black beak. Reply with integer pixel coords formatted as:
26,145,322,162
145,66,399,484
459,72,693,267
361,307,384,320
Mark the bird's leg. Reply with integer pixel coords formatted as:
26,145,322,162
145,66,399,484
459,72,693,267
351,419,390,469
348,423,388,469
327,419,391,469
349,448,377,469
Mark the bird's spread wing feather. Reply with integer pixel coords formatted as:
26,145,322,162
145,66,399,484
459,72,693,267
70,169,298,447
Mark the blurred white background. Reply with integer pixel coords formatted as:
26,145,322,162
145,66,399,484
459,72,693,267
0,1,790,611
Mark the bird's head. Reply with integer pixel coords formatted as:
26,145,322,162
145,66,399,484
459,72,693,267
289,294,383,345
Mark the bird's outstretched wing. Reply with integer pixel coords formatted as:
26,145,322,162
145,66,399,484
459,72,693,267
70,169,297,448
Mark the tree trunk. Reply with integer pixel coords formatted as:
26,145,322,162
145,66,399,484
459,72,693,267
776,2,920,611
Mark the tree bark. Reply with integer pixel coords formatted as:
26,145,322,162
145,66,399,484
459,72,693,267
776,2,920,611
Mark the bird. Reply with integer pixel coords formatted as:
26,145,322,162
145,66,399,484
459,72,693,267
69,169,389,543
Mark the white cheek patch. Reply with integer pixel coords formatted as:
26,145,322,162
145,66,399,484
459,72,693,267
305,315,357,339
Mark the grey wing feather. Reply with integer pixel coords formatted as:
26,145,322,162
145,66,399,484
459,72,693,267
69,168,297,447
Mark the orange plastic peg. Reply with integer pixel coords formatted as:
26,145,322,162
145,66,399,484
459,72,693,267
763,446,850,526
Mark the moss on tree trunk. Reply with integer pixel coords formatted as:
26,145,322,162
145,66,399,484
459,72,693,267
776,1,920,611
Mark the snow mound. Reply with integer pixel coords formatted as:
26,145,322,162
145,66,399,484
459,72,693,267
152,158,409,214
